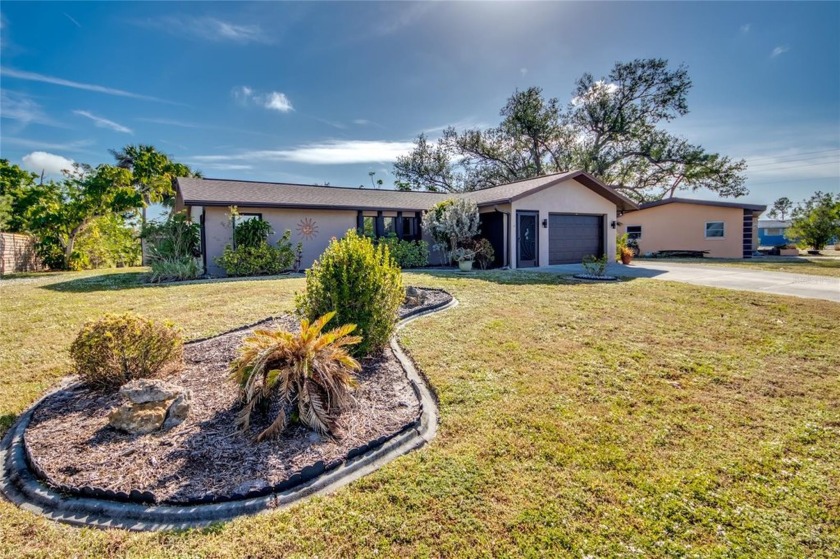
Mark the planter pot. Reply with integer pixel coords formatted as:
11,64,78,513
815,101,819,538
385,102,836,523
458,260,474,272
779,248,800,256
620,253,633,265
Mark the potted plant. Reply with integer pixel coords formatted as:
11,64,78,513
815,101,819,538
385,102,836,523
616,233,634,264
452,247,476,271
779,244,800,256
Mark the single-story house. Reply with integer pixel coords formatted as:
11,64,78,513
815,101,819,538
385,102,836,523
174,170,638,275
757,219,792,247
617,198,767,259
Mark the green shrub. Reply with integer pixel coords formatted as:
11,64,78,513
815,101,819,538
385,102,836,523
376,234,429,268
216,230,301,277
582,253,609,277
295,229,404,356
234,218,273,249
70,313,183,390
471,237,495,269
143,212,203,282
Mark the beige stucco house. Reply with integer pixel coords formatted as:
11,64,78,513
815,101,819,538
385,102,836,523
617,198,766,259
175,171,638,276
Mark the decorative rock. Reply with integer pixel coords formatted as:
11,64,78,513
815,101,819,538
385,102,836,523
162,393,191,430
404,286,426,308
119,379,183,404
108,401,171,435
109,380,191,434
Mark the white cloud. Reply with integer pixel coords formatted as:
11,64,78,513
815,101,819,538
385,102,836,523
771,45,790,58
740,23,751,33
264,92,293,112
191,140,415,165
572,80,619,106
0,91,63,128
520,67,528,76
135,15,270,44
22,151,75,176
232,86,293,112
73,110,133,133
0,67,175,103
377,3,434,35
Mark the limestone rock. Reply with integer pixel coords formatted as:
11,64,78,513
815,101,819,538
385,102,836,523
119,379,183,404
404,286,426,308
108,401,170,435
162,393,191,430
109,380,191,434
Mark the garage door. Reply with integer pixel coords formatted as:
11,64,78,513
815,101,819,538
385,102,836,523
548,214,604,264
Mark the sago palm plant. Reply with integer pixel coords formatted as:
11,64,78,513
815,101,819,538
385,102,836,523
230,311,362,441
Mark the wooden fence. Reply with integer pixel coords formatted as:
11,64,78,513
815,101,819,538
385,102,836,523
0,232,45,275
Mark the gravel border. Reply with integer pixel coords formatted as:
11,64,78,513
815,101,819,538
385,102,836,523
0,289,455,531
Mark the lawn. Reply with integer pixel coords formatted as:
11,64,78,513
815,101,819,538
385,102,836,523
636,256,840,277
1,269,838,558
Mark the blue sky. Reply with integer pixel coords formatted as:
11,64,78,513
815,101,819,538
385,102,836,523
1,1,838,211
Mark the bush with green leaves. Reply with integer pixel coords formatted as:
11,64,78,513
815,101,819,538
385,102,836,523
143,212,202,282
216,230,301,277
296,229,404,356
234,218,273,248
581,253,609,277
72,214,141,270
70,313,183,390
471,237,495,269
421,198,480,263
376,234,429,268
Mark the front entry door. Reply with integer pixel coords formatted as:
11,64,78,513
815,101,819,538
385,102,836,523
517,211,538,267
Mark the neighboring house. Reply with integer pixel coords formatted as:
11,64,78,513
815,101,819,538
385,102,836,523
617,198,766,259
757,219,792,247
174,170,637,275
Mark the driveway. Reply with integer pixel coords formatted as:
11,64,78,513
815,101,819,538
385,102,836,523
532,261,840,302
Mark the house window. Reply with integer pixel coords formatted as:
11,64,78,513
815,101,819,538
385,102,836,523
764,227,784,236
383,216,396,236
626,225,642,240
362,216,376,237
705,221,725,238
402,217,417,239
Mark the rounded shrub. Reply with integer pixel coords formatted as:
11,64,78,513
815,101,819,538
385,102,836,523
69,313,184,390
295,229,404,356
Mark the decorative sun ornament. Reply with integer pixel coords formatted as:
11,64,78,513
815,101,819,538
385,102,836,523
296,217,319,240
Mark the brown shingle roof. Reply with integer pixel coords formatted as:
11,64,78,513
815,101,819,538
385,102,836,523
176,170,639,212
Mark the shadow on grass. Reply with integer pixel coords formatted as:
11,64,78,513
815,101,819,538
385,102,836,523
40,271,306,293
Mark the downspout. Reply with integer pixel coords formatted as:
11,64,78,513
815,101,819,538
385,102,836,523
494,205,511,268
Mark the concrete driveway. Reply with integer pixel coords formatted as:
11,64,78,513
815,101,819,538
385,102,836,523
531,261,840,302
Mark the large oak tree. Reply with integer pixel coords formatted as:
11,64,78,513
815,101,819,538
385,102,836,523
395,59,748,202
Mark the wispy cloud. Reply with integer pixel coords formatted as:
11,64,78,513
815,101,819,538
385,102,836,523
771,45,790,58
134,15,270,44
233,86,294,112
744,147,839,182
63,13,82,28
191,140,415,165
1,137,95,153
21,151,75,176
377,3,434,36
0,67,176,104
136,117,203,129
520,67,528,76
421,118,490,135
0,90,64,128
353,119,371,126
740,23,751,33
73,110,133,134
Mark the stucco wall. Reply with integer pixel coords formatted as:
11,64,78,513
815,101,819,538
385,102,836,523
509,179,617,268
203,206,357,275
618,203,745,258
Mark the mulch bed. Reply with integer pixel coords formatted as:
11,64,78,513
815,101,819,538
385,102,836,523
24,287,450,504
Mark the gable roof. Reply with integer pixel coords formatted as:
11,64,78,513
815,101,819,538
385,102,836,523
638,197,766,212
176,170,638,212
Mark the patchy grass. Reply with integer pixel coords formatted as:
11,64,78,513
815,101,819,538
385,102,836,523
1,269,838,557
637,256,840,277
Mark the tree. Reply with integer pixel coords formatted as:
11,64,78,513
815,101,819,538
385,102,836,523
395,59,748,203
767,197,793,220
21,164,140,269
0,159,38,232
786,192,840,251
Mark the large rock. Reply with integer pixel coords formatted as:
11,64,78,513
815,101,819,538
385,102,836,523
108,401,171,435
109,379,191,435
404,286,426,308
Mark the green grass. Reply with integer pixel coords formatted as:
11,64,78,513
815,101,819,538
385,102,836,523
1,269,838,557
636,256,840,277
